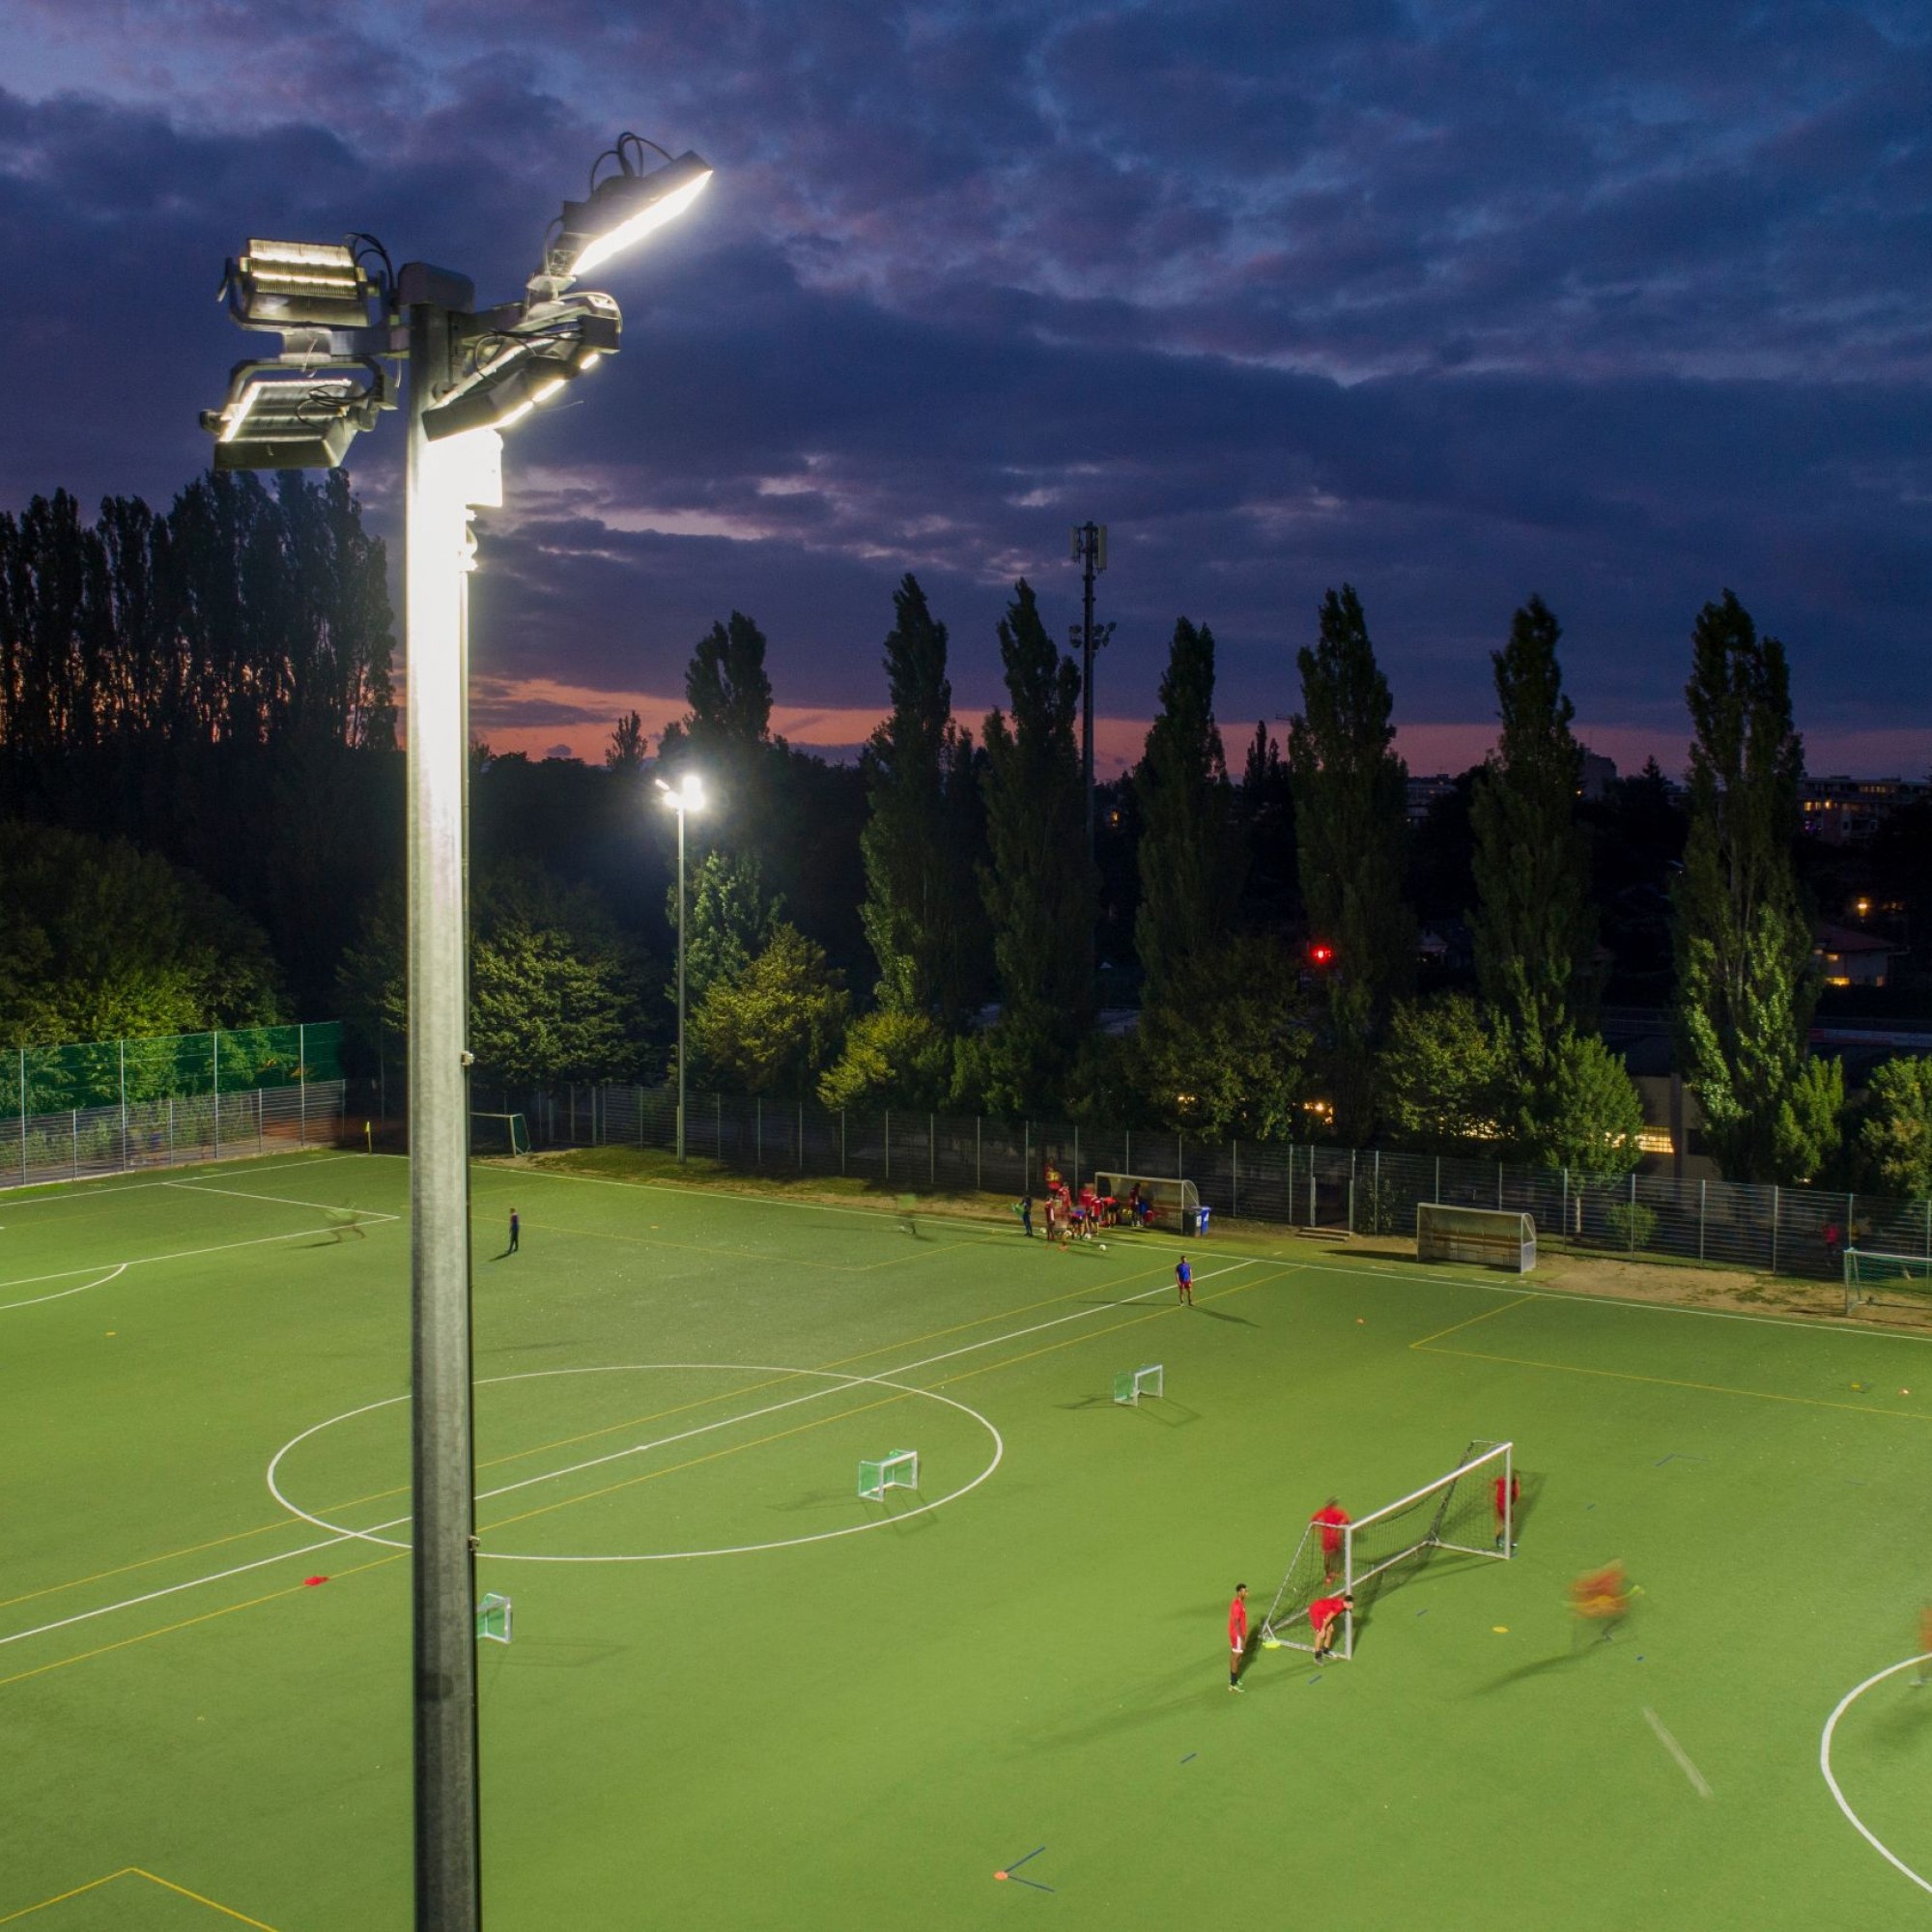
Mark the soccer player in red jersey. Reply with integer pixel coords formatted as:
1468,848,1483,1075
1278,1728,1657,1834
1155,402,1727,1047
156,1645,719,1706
1229,1583,1249,1690
1492,1469,1521,1549
1311,1498,1350,1581
1309,1590,1353,1661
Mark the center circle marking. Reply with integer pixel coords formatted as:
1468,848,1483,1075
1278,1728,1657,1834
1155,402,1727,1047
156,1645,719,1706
267,1362,1004,1562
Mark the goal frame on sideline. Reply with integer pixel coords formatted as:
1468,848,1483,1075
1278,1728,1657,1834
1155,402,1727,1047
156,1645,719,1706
472,1111,531,1158
1843,1246,1932,1315
1416,1203,1535,1272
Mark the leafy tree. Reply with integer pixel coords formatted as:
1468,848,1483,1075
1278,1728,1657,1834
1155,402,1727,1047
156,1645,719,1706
691,923,848,1095
1289,586,1414,1137
816,1008,954,1111
1130,936,1310,1139
1538,1030,1645,1175
469,867,643,1085
1236,721,1296,932
606,711,648,771
1859,1057,1932,1197
1470,596,1594,1034
1134,618,1241,1005
669,850,781,1010
1673,591,1836,1180
857,575,986,1020
978,582,1094,1113
1380,994,1507,1151
0,820,282,1045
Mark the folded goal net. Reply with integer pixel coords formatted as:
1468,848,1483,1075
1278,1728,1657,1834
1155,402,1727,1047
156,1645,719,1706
1844,1248,1932,1315
1260,1439,1514,1662
472,1111,530,1158
1092,1173,1198,1227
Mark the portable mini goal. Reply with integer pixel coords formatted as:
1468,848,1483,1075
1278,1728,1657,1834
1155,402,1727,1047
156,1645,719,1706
1112,1363,1164,1406
1843,1247,1932,1315
1260,1439,1514,1662
475,1592,514,1644
858,1449,919,1500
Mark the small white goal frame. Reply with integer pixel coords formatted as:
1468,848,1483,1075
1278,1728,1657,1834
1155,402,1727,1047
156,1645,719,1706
858,1449,919,1500
475,1591,514,1644
1843,1247,1932,1315
1112,1363,1164,1406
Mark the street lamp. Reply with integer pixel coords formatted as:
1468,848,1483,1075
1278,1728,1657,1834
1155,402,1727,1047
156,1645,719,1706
199,134,710,1932
656,772,706,1162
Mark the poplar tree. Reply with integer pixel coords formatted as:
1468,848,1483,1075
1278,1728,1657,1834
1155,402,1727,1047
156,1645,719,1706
857,575,985,1022
978,581,1094,1112
1288,585,1413,1138
1134,617,1240,1006
1674,590,1840,1180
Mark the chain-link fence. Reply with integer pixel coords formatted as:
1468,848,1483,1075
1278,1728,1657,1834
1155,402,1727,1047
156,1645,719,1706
2,1022,351,1190
517,1080,1930,1286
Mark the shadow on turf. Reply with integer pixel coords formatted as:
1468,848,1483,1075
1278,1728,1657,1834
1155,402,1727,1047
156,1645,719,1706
1056,1394,1203,1427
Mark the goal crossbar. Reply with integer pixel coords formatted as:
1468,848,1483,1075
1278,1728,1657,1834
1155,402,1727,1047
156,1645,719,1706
1260,1439,1514,1661
1844,1247,1932,1314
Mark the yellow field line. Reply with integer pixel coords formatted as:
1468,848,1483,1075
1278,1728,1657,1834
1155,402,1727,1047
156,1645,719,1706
0,1870,131,1925
128,1867,284,1928
0,1550,405,1693
1407,1293,1540,1350
1415,1341,1932,1422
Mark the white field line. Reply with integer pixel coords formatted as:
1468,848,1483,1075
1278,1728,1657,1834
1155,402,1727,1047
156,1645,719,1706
0,1151,362,1210
0,1263,128,1314
0,1222,391,1297
161,1180,399,1222
5,1260,1265,1649
1820,1655,1932,1897
1641,1706,1712,1798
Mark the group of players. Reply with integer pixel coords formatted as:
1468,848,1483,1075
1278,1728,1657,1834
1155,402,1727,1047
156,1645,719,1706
1019,1163,1158,1244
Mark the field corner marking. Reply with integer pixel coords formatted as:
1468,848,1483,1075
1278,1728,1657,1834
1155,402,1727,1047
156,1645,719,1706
0,1870,137,1925
128,1868,285,1928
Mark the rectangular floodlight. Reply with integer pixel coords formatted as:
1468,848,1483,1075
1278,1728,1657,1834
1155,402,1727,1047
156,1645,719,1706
201,371,371,470
227,239,375,330
550,152,711,283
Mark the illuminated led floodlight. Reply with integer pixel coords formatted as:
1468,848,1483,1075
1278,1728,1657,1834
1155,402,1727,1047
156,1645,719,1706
543,146,711,287
224,238,376,329
199,367,384,469
655,773,705,812
420,298,619,442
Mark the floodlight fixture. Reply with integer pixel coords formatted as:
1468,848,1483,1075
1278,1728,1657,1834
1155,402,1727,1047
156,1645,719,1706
199,364,387,470
420,294,620,442
223,238,377,330
656,772,705,813
537,141,711,291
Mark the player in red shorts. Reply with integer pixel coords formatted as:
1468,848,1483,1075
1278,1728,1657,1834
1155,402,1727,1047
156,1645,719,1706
1229,1582,1249,1690
1309,1590,1353,1661
1311,1498,1350,1581
1492,1469,1521,1550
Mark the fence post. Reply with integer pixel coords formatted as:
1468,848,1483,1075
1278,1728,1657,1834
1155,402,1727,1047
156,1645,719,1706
1771,1184,1779,1275
716,1093,722,1158
930,1113,936,1190
1699,1179,1707,1261
1232,1141,1239,1219
119,1037,128,1171
1628,1171,1636,1255
212,1029,220,1159
168,1096,175,1166
1025,1122,1031,1189
1847,1189,1856,1253
1497,1160,1503,1209
258,1086,265,1154
17,1046,25,1183
1350,1150,1358,1233
298,1024,307,1148
1074,1127,1081,1194
840,1109,847,1177
976,1117,982,1193
1560,1167,1569,1242
885,1109,891,1184
755,1096,762,1169
799,1100,805,1174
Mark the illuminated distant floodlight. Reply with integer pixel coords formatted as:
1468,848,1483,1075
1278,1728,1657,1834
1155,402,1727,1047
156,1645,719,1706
655,773,705,812
420,296,619,442
224,239,375,330
199,366,384,469
544,145,711,287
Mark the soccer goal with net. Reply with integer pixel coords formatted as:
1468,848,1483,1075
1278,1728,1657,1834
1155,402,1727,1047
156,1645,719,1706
1416,1204,1535,1272
472,1111,530,1157
858,1449,918,1500
1112,1363,1164,1406
475,1592,514,1644
1843,1248,1932,1315
1259,1439,1514,1662
1092,1173,1198,1229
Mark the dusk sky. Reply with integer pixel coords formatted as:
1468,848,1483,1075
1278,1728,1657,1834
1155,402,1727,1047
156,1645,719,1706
3,1,1928,776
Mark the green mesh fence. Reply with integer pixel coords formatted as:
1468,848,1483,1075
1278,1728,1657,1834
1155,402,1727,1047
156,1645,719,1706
0,1023,343,1116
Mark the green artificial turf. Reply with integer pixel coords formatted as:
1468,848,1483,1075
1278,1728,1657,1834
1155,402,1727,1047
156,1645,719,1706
3,1149,1931,1928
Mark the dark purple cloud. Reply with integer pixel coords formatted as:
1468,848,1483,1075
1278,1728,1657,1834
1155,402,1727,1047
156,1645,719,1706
2,1,1928,769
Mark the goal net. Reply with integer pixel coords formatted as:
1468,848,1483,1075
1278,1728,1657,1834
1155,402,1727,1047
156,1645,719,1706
472,1111,530,1158
1260,1440,1513,1661
1093,1173,1199,1228
858,1449,919,1500
1844,1248,1932,1314
475,1591,514,1644
1112,1363,1164,1406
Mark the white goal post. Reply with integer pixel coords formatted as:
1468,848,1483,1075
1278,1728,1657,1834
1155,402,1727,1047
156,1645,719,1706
1092,1173,1199,1228
1260,1439,1514,1662
472,1111,531,1158
1417,1203,1535,1272
858,1449,919,1500
1843,1247,1932,1315
1112,1364,1164,1406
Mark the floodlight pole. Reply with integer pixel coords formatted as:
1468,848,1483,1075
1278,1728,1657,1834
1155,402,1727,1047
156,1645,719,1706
1071,522,1106,867
673,796,689,1162
402,275,486,1932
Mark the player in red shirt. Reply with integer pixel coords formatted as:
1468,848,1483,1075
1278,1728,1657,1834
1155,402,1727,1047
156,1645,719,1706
1492,1470,1522,1550
1309,1590,1353,1661
1228,1582,1249,1690
1311,1498,1350,1581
